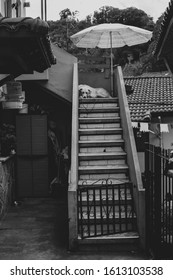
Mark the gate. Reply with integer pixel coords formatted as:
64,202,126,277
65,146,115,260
78,181,137,239
145,143,173,259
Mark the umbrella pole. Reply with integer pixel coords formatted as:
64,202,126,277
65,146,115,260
110,31,113,96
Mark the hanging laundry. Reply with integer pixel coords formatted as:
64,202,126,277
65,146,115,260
160,124,169,133
140,122,149,132
132,122,138,128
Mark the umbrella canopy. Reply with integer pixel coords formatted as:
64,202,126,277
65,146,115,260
70,23,152,49
70,23,152,95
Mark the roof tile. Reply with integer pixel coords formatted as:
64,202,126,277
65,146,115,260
124,73,173,121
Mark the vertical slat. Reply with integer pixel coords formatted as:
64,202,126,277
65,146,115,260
124,183,128,231
100,187,103,235
106,186,109,234
112,185,116,233
118,184,121,232
93,188,97,236
86,188,90,237
79,189,83,239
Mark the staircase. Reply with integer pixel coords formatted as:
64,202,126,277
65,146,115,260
77,97,139,250
68,64,145,252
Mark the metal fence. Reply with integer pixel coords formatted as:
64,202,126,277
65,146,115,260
144,143,173,259
78,181,137,239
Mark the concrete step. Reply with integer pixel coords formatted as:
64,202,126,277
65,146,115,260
79,112,120,118
79,107,120,114
79,152,127,166
80,123,121,129
77,232,140,252
79,117,121,124
79,152,126,160
79,128,123,135
79,97,118,104
79,117,121,129
80,159,126,166
80,173,129,180
79,165,129,175
79,146,124,153
79,128,123,141
79,139,124,148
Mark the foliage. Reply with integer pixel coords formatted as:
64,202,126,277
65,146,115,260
138,13,167,73
92,6,154,30
48,6,166,73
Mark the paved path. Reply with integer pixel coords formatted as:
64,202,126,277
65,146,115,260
0,193,147,260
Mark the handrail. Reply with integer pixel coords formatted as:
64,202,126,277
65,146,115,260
68,62,79,250
114,66,146,250
69,62,79,191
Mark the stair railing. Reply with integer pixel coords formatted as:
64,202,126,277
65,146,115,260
114,66,146,250
68,62,79,250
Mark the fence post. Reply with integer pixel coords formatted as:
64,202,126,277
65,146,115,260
154,146,162,259
144,142,150,254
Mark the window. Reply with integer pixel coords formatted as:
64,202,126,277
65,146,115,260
4,0,12,17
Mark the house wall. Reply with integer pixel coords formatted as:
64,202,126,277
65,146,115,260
149,126,173,149
79,72,111,93
36,45,77,103
136,117,173,174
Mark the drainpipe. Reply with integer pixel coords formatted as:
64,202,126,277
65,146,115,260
41,0,47,21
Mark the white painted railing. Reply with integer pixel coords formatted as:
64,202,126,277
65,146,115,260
115,66,146,250
68,62,79,250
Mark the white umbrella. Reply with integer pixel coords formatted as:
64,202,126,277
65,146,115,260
70,23,152,94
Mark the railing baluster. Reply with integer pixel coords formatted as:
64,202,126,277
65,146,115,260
112,185,115,233
100,187,103,235
118,185,121,232
106,185,109,234
86,188,90,237
93,188,97,236
124,183,128,231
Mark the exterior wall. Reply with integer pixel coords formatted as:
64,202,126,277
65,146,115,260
37,45,77,103
149,124,173,149
79,72,111,94
136,117,173,174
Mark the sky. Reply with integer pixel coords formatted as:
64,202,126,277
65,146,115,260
26,0,170,22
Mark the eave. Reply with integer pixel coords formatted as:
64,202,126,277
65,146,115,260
0,17,56,74
155,0,173,72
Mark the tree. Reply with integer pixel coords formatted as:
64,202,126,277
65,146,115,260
93,6,121,24
139,13,167,73
92,6,155,30
117,7,154,30
48,8,92,53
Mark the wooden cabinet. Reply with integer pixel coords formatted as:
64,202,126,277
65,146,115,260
16,115,49,197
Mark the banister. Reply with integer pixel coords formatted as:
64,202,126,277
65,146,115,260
114,66,146,249
68,62,79,250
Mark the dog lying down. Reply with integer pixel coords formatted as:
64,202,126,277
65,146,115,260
79,84,112,98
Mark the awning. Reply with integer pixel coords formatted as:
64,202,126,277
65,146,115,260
0,17,56,74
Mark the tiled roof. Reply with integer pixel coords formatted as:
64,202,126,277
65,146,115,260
124,73,173,121
0,17,56,73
